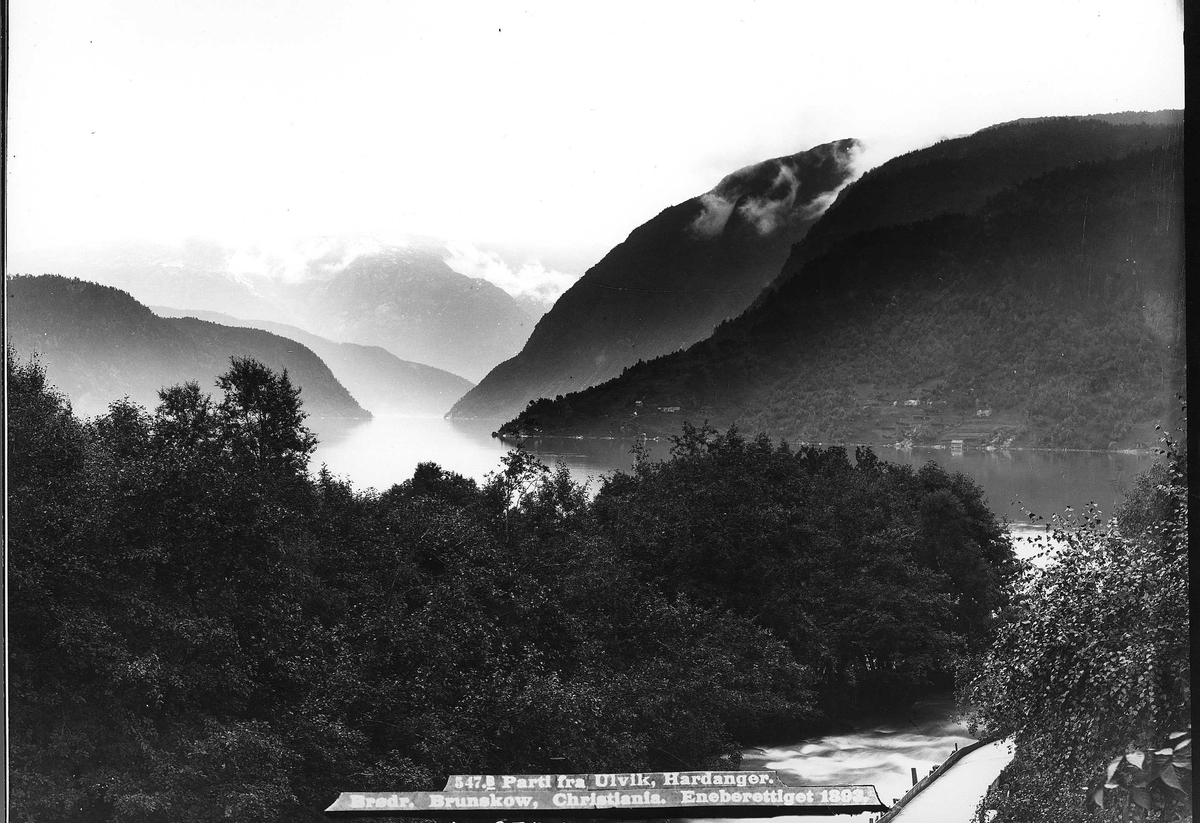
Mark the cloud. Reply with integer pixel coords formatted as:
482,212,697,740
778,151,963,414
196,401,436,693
689,139,872,238
735,164,803,235
224,234,396,282
691,192,738,237
690,161,803,237
215,232,580,311
796,187,843,222
442,241,578,308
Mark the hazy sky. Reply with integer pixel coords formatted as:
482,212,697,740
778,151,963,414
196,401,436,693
6,0,1185,296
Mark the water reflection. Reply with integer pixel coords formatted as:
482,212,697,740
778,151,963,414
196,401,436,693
873,446,1152,525
309,416,510,492
1008,523,1069,567
308,416,648,493
308,416,1157,524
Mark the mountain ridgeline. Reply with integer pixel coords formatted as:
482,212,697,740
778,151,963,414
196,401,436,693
291,247,532,382
500,115,1184,450
765,114,1185,299
150,308,475,418
6,276,369,419
447,139,863,420
7,240,533,382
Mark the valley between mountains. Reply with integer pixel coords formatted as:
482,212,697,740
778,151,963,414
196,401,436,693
6,111,1184,453
7,108,1189,823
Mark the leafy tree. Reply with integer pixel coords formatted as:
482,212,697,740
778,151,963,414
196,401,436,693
593,425,1015,719
962,429,1189,822
8,357,329,822
10,359,832,822
216,356,318,475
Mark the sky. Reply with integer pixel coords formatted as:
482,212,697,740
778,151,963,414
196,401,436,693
5,0,1186,302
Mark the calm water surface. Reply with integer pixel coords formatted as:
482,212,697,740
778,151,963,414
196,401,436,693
310,415,1157,523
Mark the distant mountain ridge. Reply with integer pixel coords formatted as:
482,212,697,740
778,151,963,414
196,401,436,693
498,114,1184,450
282,246,531,382
6,276,369,419
6,239,533,382
151,307,475,417
447,139,863,420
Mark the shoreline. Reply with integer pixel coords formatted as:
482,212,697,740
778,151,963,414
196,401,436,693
493,430,1158,458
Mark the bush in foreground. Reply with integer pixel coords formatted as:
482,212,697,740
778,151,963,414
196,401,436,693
964,425,1190,822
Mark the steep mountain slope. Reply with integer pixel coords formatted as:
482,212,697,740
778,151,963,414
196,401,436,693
152,307,475,416
763,114,1183,300
447,139,863,419
6,276,369,419
7,239,533,382
499,116,1184,450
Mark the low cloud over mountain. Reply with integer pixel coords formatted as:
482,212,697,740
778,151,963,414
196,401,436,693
691,142,865,237
497,114,1185,451
447,139,862,420
441,241,577,317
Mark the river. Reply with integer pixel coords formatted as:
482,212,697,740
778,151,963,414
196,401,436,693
733,692,978,821
308,415,1153,819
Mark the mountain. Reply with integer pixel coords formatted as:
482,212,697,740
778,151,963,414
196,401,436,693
762,113,1184,301
6,239,534,382
498,115,1184,451
6,275,369,419
274,246,531,382
6,238,283,319
446,139,863,420
151,307,475,417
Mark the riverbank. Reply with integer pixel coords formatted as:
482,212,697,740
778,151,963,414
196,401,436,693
880,738,1015,823
310,417,1157,523
492,395,1176,453
495,429,1157,457
733,693,978,820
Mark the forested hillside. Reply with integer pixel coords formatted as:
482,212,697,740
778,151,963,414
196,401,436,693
767,114,1181,296
447,140,861,420
6,275,368,419
500,122,1184,450
8,357,1015,822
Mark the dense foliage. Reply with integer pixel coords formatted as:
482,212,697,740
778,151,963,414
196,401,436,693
963,426,1190,821
593,423,1018,722
8,356,1016,822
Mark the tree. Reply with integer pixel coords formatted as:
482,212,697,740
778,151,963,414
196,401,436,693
592,426,1015,718
216,356,317,475
8,357,330,823
10,360,826,822
963,430,1189,822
